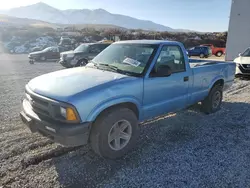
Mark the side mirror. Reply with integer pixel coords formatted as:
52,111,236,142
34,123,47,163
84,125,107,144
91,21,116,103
156,65,172,77
239,53,242,57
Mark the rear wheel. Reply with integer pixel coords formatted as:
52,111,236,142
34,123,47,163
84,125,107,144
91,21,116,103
201,84,223,114
200,53,205,58
216,51,223,57
90,107,139,159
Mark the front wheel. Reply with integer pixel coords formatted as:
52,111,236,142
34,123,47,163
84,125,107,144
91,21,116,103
90,107,139,159
200,53,205,58
201,84,223,114
76,59,88,67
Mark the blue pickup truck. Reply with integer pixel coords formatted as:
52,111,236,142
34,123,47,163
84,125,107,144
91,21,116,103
20,40,236,159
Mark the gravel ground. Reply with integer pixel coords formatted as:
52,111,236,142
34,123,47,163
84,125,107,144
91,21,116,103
1,54,250,188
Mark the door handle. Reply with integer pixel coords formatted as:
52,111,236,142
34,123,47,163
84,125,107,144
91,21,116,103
184,76,189,82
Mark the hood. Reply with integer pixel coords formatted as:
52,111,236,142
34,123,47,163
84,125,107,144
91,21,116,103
61,50,74,55
30,51,43,55
27,67,131,102
234,56,250,64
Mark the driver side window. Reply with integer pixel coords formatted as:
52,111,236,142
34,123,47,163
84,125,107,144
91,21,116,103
89,45,102,53
151,45,185,77
51,47,58,52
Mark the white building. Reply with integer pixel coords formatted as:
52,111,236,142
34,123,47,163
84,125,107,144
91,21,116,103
226,0,250,61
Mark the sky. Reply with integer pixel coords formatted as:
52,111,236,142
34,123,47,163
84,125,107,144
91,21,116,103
1,0,232,32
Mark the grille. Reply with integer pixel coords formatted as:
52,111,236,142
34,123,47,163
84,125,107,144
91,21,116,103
239,65,250,73
241,64,250,69
25,92,51,118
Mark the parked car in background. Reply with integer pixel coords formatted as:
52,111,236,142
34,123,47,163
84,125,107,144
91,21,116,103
200,44,226,57
20,40,236,159
59,42,112,68
234,47,250,77
187,46,212,58
30,46,43,53
28,46,67,63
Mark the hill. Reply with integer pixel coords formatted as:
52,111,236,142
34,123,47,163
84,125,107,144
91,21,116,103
1,2,185,32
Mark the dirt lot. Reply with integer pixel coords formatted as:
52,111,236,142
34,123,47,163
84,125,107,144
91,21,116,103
1,54,250,188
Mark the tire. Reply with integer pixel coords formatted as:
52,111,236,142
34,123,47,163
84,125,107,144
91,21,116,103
90,107,139,159
216,51,223,57
200,53,205,58
40,56,46,61
201,84,223,114
76,59,88,67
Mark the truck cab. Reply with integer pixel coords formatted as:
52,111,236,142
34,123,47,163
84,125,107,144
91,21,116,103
20,40,236,159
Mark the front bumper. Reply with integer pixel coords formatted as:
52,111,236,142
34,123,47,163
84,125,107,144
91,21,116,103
28,55,39,61
20,100,91,147
59,58,77,68
235,64,250,76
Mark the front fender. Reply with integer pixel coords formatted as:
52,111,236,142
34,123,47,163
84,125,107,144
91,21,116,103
86,96,142,122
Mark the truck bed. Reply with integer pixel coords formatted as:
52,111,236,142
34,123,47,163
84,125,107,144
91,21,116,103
187,58,236,106
189,58,233,68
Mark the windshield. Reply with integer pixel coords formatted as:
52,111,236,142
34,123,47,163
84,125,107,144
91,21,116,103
42,47,52,52
88,43,158,75
241,48,250,57
74,44,89,52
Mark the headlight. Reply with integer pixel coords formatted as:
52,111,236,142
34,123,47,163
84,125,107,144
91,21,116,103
60,107,67,118
59,106,78,122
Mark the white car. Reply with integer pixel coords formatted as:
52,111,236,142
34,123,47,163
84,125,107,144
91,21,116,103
234,47,250,77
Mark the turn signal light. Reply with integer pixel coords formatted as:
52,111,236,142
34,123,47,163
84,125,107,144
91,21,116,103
66,108,77,121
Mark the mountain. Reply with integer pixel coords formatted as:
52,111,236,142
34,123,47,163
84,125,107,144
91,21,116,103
6,2,66,25
2,2,177,31
0,14,57,28
0,14,127,31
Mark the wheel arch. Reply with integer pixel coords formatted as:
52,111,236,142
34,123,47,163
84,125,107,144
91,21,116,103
77,58,88,65
86,98,141,123
209,77,224,91
216,51,223,56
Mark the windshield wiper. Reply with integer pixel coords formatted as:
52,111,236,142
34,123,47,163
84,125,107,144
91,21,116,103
93,63,136,76
97,63,119,71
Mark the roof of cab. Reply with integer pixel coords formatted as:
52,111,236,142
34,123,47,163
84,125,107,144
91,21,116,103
114,40,180,45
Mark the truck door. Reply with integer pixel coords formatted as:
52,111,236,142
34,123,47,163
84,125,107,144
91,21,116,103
143,45,190,119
